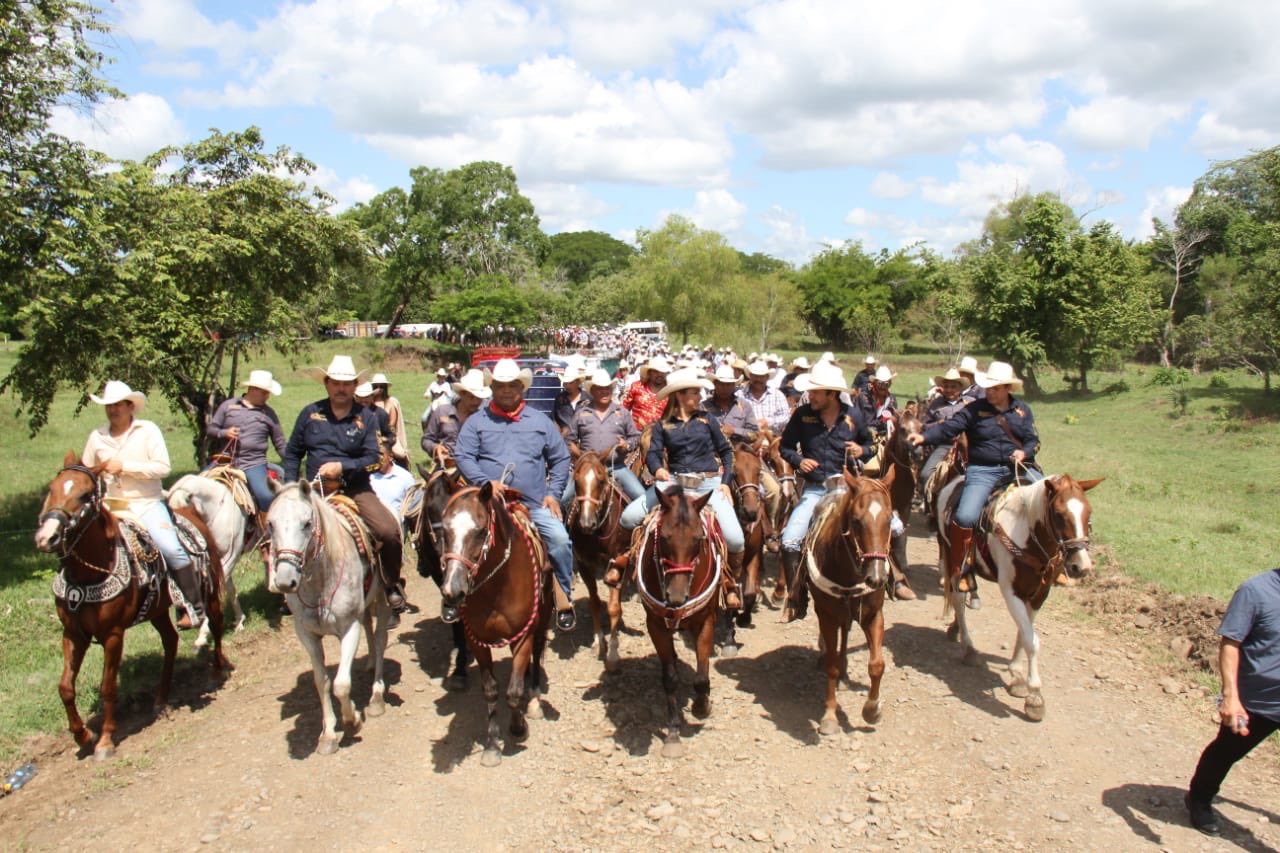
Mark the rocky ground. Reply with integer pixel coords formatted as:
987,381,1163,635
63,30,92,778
2,521,1277,851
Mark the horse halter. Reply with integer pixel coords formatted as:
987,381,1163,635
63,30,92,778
440,496,514,593
271,493,326,576
39,464,107,556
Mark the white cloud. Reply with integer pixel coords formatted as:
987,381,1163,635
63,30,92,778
1190,112,1279,157
523,183,615,233
554,0,740,72
844,208,881,228
687,189,747,235
307,165,380,212
759,205,818,264
141,60,204,79
116,0,245,56
1135,185,1192,241
918,134,1081,218
49,93,186,161
1062,95,1186,150
869,172,915,199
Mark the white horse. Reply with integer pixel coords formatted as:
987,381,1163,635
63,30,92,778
168,473,262,646
268,481,389,755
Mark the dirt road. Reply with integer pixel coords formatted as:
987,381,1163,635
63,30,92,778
3,524,1277,851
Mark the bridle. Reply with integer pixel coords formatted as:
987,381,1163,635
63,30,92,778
440,494,515,594
270,488,328,591
39,465,107,557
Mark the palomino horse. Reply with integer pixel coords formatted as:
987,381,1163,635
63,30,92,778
409,463,470,691
268,481,390,755
168,470,264,646
633,485,724,758
439,483,553,767
804,469,895,735
34,452,228,759
730,446,766,631
566,452,629,671
936,474,1102,721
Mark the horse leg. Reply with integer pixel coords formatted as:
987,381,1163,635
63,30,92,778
604,584,623,673
59,632,94,751
736,545,760,627
818,612,842,736
94,628,126,760
997,580,1043,720
580,556,607,661
507,640,532,740
718,608,739,658
227,570,245,632
527,590,551,721
151,605,179,711
333,618,364,737
647,615,684,758
365,601,389,718
691,611,715,720
859,601,885,724
205,575,230,672
448,623,470,691
475,647,503,767
297,627,339,755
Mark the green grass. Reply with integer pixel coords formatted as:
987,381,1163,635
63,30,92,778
1,340,1278,761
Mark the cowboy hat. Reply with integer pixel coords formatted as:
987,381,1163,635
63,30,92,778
977,360,1024,390
933,367,964,387
795,362,851,394
243,370,282,396
583,368,613,390
712,364,738,384
369,372,391,386
873,365,896,384
747,352,759,363
790,356,811,370
819,351,836,364
561,364,588,384
766,353,781,364
90,380,147,412
451,368,492,400
745,360,771,377
638,355,673,382
435,367,448,377
307,355,365,383
656,367,714,399
958,356,979,375
864,354,877,365
354,382,374,398
485,358,533,390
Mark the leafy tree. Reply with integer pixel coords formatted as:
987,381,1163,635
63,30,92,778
545,230,635,283
0,0,119,337
793,242,888,350
431,275,536,337
2,128,368,459
738,251,790,276
1147,218,1212,367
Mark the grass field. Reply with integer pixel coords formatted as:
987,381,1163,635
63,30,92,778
1,339,1277,762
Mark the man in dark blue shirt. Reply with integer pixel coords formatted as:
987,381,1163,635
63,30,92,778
284,355,406,612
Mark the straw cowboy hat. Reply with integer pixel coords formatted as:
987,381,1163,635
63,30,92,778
712,364,738,384
745,360,771,377
656,367,714,399
90,380,147,412
795,362,851,394
933,367,964,387
484,358,533,390
435,367,448,377
638,355,673,382
818,351,836,364
369,372,391,386
451,368,492,400
976,361,1024,390
873,365,897,384
864,354,877,365
307,355,365,383
958,356,980,376
243,370,282,396
561,364,589,384
354,382,374,398
583,368,613,391
790,356,811,370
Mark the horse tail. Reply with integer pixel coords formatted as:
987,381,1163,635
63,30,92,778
167,475,197,509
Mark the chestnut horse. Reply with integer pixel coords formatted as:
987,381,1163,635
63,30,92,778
880,405,923,590
730,446,766,630
633,485,724,758
804,469,895,735
936,474,1102,720
410,463,470,690
34,452,228,760
439,484,553,767
763,434,800,605
566,452,628,671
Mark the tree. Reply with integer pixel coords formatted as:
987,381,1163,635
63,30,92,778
545,230,635,284
0,0,118,337
793,242,888,350
2,128,368,459
431,275,536,338
1148,218,1211,366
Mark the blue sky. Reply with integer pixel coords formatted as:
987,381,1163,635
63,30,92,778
55,0,1280,264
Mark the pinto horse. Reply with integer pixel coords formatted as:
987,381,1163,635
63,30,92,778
804,469,895,735
633,485,724,758
936,474,1102,721
34,452,228,760
566,452,629,671
410,463,470,690
730,446,766,630
439,483,553,767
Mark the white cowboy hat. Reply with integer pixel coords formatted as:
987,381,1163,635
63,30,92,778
90,380,146,412
561,364,588,384
766,353,781,364
747,352,759,363
656,367,714,399
873,365,896,384
369,373,391,387
746,360,771,377
583,368,613,390
819,351,836,364
616,359,631,370
795,362,851,394
977,360,1024,390
790,356,811,370
712,364,738,383
484,358,533,390
638,355,673,382
435,367,447,377
933,367,964,386
864,354,877,365
354,382,375,398
958,356,980,375
243,370,282,396
307,354,365,383
451,368,492,400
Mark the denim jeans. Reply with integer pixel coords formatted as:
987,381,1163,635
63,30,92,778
781,481,828,552
242,463,284,512
620,477,745,553
954,463,1044,528
918,445,950,493
137,499,191,571
528,504,575,599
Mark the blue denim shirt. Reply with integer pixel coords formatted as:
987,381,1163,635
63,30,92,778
283,400,381,490
921,396,1039,468
778,403,875,484
455,403,570,506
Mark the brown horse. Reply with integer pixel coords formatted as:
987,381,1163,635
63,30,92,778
438,483,553,767
633,485,723,758
763,434,800,605
804,469,895,736
566,452,629,671
880,404,923,595
937,474,1102,720
410,462,470,690
33,452,228,759
730,446,766,630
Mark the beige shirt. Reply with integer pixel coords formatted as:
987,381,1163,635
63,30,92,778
81,418,171,508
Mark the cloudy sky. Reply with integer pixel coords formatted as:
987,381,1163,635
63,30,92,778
57,0,1280,263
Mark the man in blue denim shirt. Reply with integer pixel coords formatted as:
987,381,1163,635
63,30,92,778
454,359,577,632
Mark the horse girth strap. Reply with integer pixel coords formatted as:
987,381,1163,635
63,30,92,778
325,494,379,569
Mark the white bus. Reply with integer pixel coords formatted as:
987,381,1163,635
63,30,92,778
622,320,667,343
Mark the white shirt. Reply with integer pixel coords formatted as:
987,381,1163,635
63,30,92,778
370,464,416,517
81,419,171,509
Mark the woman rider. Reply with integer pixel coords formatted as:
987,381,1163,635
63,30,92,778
908,361,1042,595
618,367,743,609
206,370,286,517
916,367,972,513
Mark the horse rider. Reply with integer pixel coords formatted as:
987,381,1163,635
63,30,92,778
355,382,397,455
423,367,452,421
82,381,206,629
367,373,409,467
421,368,488,468
617,368,743,609
453,358,578,632
781,356,810,399
554,363,590,437
738,360,790,435
283,355,408,614
611,359,635,398
917,367,973,507
958,356,985,400
858,365,898,434
775,362,875,621
622,355,671,431
707,364,783,552
907,361,1042,596
562,368,646,510
369,444,416,519
765,353,786,389
853,355,877,394
206,370,286,517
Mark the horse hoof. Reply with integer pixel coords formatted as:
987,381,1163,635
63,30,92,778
818,717,840,737
661,739,685,759
447,672,469,693
735,611,753,629
692,697,711,719
770,589,786,604
315,738,339,756
604,656,621,674
861,700,883,725
234,617,247,632
93,745,115,761
366,699,386,718
1025,693,1045,722
719,643,739,659
193,637,209,651
962,647,980,667
510,719,529,740
945,623,960,642
480,748,503,768
526,699,545,721
1008,680,1029,699
347,714,363,736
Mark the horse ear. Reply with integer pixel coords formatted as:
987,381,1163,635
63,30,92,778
63,449,79,467
478,480,494,503
299,479,311,497
1077,477,1105,492
656,483,678,511
842,468,859,489
690,488,713,513
416,463,431,480
881,464,896,489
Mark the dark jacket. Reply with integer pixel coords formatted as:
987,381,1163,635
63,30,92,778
779,403,875,484
921,397,1039,468
283,400,382,491
647,410,734,486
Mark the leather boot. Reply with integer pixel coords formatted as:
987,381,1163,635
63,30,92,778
947,522,974,592
383,560,406,613
172,563,205,629
723,551,743,611
890,533,916,600
781,550,807,622
604,553,628,587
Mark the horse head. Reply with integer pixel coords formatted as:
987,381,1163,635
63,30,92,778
654,484,713,606
893,405,926,468
35,450,109,555
839,468,895,589
438,482,505,608
1042,475,1103,580
732,447,764,525
765,435,798,505
266,480,326,593
572,452,610,532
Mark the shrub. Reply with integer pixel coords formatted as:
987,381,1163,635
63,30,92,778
1169,384,1190,417
1208,373,1230,389
1151,366,1190,386
1101,379,1130,395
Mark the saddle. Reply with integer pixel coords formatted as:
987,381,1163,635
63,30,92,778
941,481,1017,583
860,432,889,477
325,494,382,578
201,464,259,520
503,499,549,571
